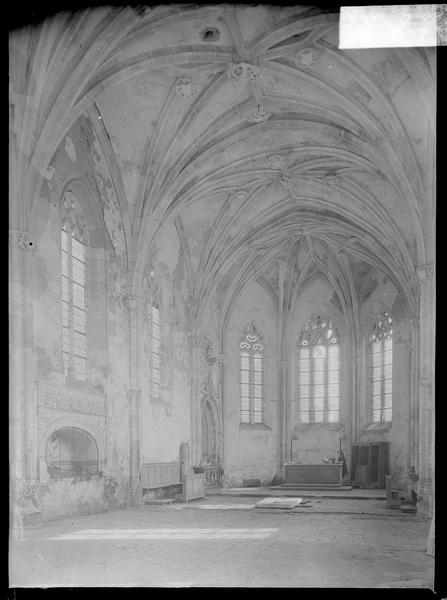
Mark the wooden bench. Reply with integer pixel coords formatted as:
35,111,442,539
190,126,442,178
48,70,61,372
140,462,206,503
140,462,181,489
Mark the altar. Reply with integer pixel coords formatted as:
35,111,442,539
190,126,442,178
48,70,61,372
284,463,343,486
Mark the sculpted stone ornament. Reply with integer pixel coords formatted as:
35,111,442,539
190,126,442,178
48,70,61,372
268,155,297,199
11,230,36,251
234,189,249,201
202,337,217,366
40,387,106,416
227,62,260,83
249,109,271,123
200,373,217,401
188,332,202,348
295,48,320,68
278,173,292,190
174,77,199,98
61,192,86,240
322,173,340,185
269,154,288,171
417,265,434,282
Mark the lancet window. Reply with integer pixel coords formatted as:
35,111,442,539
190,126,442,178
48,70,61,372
369,312,393,423
298,315,340,423
61,192,87,380
240,324,264,424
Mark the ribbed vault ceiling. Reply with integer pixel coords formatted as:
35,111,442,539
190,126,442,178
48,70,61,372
10,4,435,320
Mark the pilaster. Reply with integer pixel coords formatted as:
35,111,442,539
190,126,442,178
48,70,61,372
415,265,435,516
9,229,38,484
189,332,202,467
125,294,144,504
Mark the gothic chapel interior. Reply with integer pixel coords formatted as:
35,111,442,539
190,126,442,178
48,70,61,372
10,5,435,531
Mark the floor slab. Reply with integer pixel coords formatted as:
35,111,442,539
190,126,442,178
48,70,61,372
9,501,434,588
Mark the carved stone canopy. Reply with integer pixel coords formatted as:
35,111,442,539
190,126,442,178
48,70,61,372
61,191,86,240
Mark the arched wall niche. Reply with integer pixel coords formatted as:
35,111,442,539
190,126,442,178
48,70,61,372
39,414,106,483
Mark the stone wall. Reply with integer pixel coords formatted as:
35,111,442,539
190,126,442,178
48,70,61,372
224,280,278,486
359,275,412,489
288,277,349,470
14,114,132,520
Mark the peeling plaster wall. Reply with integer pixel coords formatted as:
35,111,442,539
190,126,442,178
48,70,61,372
359,275,411,489
24,116,131,520
224,281,278,486
288,277,349,465
140,218,192,464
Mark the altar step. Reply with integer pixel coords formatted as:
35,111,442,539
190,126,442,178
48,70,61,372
271,484,354,491
206,487,386,500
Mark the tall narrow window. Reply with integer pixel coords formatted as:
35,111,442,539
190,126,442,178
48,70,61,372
240,324,264,424
61,193,87,380
148,302,161,398
298,315,340,423
369,312,392,423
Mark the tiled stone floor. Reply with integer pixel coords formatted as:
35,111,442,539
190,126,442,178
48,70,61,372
9,497,434,588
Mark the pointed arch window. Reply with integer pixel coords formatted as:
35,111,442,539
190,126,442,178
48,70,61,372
61,192,87,380
240,324,264,424
369,312,392,423
148,301,161,399
298,315,340,423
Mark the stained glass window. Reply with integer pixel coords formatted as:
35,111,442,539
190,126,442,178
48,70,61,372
240,324,264,424
298,315,340,423
369,312,392,423
61,193,87,380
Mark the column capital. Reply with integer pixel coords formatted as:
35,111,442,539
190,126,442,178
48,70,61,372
9,229,36,252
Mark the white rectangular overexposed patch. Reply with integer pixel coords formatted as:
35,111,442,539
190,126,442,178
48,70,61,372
339,5,438,48
47,527,278,541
